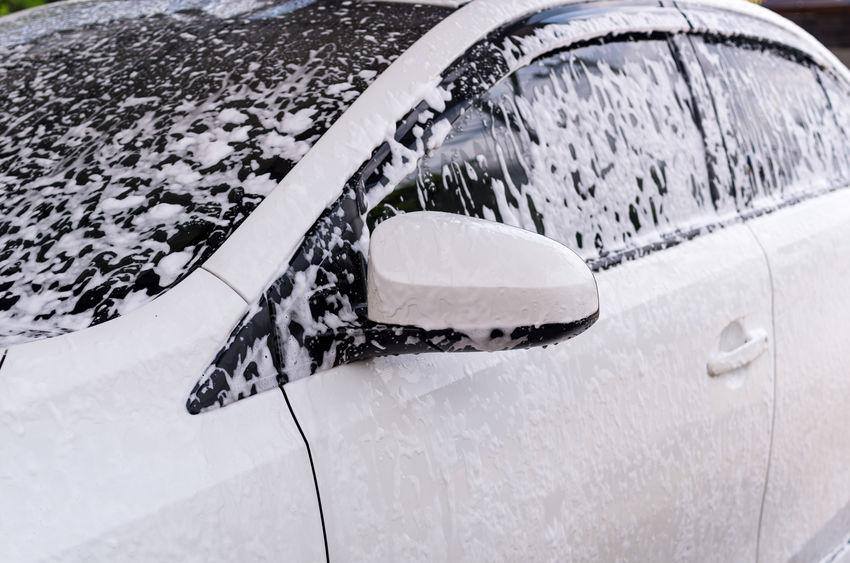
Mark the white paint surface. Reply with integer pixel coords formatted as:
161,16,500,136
0,271,324,562
367,212,597,331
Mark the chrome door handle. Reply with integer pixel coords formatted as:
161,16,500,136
707,329,769,377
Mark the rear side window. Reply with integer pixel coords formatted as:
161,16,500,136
819,69,850,159
369,38,718,266
689,37,850,207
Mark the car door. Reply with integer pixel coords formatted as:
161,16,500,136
681,31,850,562
281,14,776,561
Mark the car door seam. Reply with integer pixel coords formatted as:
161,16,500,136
281,384,330,563
745,222,780,563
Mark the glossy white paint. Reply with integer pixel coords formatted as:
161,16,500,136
0,270,325,562
747,189,850,562
287,224,775,560
367,212,598,331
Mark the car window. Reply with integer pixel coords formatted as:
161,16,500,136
688,37,850,208
819,69,850,161
367,38,720,267
0,0,451,347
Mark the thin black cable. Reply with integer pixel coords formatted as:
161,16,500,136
281,385,330,563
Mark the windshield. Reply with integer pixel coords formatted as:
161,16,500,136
0,0,451,347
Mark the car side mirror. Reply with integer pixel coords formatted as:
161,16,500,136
367,212,599,351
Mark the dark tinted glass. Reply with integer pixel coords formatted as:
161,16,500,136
0,0,450,346
369,39,716,265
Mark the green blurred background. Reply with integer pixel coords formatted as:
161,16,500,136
0,0,58,17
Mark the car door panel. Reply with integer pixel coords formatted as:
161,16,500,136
285,223,773,561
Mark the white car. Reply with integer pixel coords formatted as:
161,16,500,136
2,0,850,560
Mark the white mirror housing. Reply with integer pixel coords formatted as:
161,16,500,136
367,212,599,341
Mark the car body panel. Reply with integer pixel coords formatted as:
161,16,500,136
266,2,848,559
0,269,324,561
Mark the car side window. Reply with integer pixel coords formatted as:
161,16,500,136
819,69,850,153
689,37,850,207
368,38,719,266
